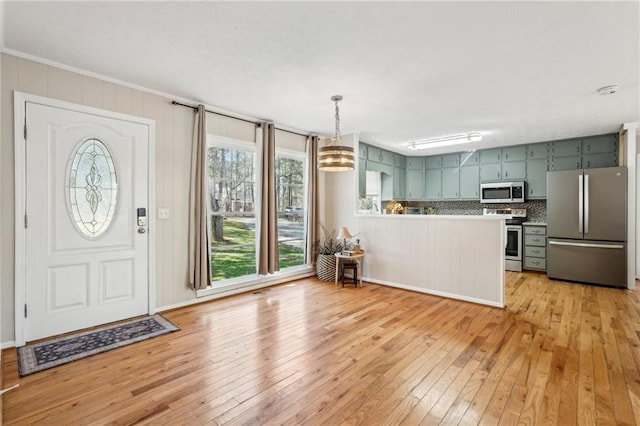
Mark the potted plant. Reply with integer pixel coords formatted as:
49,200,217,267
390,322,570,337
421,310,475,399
314,224,344,281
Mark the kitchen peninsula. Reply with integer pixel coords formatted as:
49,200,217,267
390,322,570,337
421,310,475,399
353,214,506,307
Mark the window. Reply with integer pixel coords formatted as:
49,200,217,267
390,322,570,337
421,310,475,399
208,137,257,282
275,151,306,270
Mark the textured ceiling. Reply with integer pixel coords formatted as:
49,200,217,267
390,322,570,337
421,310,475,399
3,1,639,155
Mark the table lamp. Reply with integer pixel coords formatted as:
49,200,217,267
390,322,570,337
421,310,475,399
336,227,352,249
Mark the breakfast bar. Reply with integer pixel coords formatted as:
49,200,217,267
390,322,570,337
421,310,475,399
352,214,506,307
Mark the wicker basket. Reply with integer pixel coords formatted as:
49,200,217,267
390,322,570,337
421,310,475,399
316,254,337,281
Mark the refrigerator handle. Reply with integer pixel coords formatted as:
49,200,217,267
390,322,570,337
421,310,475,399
548,240,624,250
578,174,583,233
584,174,589,234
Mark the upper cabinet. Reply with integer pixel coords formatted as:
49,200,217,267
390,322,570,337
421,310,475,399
358,133,618,203
550,135,617,171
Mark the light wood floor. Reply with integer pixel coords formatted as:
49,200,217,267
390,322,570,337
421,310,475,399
3,272,640,425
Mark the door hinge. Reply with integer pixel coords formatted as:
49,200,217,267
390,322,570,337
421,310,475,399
24,124,27,140
24,304,27,318
24,214,28,228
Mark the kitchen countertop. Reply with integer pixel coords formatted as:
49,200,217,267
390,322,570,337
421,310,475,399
522,221,547,226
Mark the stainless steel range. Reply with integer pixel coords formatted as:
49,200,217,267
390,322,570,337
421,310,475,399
483,208,527,272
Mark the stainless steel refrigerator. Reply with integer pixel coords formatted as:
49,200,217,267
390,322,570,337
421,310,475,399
547,167,626,288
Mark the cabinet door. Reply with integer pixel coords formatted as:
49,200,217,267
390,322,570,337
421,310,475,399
552,139,581,157
460,151,479,166
526,158,547,198
480,163,501,181
442,153,460,168
424,155,442,169
407,157,423,170
550,156,581,171
393,166,406,199
442,167,460,199
358,159,366,198
424,169,442,200
359,143,368,159
583,153,617,169
460,165,480,199
406,169,424,200
582,134,617,155
502,161,526,180
394,153,406,168
367,146,381,163
480,148,501,164
380,149,394,166
527,143,548,160
502,146,526,162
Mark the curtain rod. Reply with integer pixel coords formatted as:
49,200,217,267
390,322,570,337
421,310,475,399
171,100,311,138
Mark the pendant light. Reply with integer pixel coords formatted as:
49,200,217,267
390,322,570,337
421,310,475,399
318,95,355,172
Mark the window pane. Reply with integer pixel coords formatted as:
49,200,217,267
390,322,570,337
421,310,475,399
208,145,257,282
275,154,306,270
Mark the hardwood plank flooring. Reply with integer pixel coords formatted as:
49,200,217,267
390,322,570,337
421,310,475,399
3,272,640,425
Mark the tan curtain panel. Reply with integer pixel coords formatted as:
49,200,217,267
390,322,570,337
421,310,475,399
188,104,211,290
305,135,319,265
258,122,280,274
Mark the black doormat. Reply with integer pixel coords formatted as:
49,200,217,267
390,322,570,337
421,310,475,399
17,314,180,376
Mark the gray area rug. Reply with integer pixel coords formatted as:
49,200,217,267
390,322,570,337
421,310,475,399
17,314,180,376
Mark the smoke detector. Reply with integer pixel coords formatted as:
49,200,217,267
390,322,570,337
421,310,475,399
597,85,619,95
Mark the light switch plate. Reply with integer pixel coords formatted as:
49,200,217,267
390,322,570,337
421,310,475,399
158,208,170,219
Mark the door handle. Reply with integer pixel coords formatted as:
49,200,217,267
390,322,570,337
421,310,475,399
578,174,583,233
584,174,589,234
548,241,623,249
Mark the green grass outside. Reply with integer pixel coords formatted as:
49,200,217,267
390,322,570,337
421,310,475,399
211,219,304,281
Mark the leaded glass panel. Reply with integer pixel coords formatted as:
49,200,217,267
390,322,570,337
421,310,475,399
66,138,118,239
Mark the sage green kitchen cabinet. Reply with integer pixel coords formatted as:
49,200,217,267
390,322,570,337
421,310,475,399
460,165,480,199
480,148,501,164
394,153,406,168
582,134,617,154
501,161,526,180
366,160,393,175
502,146,527,162
441,153,460,168
526,158,547,198
460,151,479,166
407,157,423,170
527,143,548,159
479,162,502,181
424,169,442,200
359,143,368,159
406,169,424,200
424,155,442,169
393,166,406,199
442,167,460,199
552,138,581,157
358,159,366,198
367,145,394,165
583,153,617,169
524,225,547,271
550,156,581,171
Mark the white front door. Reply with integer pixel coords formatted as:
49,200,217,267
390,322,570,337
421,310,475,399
22,100,151,342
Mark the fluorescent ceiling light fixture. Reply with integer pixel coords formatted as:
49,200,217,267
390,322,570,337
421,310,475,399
407,132,482,150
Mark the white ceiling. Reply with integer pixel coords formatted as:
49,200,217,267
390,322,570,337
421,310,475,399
3,1,639,155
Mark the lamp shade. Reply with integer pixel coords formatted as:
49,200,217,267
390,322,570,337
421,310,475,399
318,145,355,172
337,227,353,240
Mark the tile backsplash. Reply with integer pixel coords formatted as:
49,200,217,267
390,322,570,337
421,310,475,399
403,199,547,222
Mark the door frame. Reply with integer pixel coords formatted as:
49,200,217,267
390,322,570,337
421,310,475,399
14,91,156,346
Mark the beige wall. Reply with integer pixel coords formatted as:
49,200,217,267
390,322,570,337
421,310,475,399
1,54,200,343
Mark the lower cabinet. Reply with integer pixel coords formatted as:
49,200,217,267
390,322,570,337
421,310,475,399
524,224,547,271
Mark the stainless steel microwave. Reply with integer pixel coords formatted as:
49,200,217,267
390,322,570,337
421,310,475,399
480,181,525,203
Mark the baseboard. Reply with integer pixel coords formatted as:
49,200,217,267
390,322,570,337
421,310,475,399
362,276,505,308
159,269,316,312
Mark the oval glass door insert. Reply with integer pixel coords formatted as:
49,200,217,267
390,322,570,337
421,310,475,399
67,138,118,239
